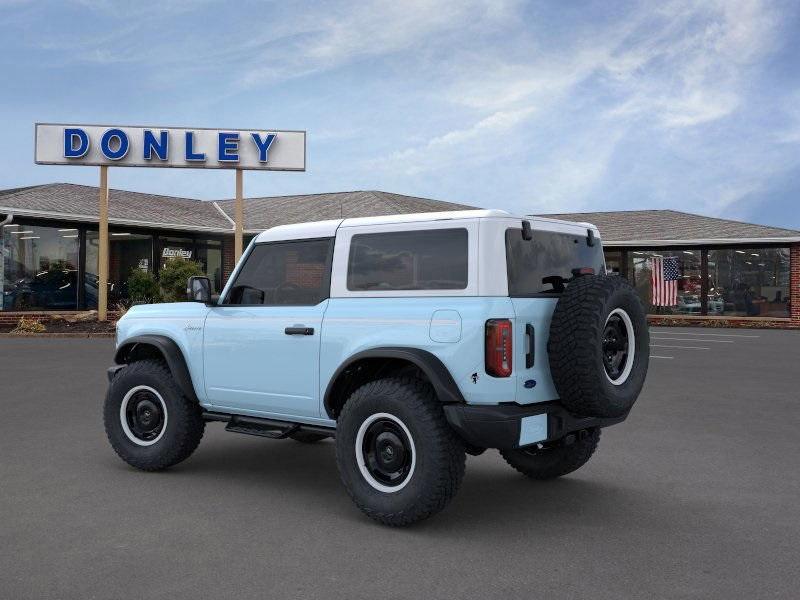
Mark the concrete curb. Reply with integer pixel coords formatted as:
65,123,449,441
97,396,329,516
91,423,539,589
0,332,115,339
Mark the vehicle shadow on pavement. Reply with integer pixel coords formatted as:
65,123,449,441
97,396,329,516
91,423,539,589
440,468,640,531
101,433,654,532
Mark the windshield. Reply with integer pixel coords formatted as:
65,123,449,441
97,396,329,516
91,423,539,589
505,228,605,296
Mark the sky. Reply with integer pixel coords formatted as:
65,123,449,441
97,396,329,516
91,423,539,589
1,0,799,229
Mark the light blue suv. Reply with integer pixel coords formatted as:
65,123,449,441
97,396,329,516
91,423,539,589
105,210,649,525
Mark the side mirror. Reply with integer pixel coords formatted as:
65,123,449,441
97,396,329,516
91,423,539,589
187,276,212,304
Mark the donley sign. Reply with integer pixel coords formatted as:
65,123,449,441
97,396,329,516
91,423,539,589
33,122,306,321
35,123,306,171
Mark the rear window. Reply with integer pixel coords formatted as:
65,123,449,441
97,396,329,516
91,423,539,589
505,228,605,296
347,228,468,291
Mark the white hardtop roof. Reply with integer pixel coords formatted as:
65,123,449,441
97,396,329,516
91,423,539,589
254,209,598,243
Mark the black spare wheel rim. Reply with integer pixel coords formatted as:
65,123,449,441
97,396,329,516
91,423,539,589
357,414,415,492
121,386,167,445
603,310,631,383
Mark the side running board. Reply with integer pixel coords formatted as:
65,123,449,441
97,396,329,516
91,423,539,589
203,411,335,440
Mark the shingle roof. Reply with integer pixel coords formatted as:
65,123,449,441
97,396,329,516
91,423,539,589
0,185,40,198
2,184,797,244
0,184,473,233
0,183,230,232
214,190,474,230
539,209,800,245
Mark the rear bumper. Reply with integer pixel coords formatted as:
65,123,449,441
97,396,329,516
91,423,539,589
443,401,626,450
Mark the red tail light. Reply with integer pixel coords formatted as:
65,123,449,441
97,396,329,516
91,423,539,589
485,319,512,377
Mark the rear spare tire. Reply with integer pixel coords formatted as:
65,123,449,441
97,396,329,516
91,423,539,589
547,275,648,418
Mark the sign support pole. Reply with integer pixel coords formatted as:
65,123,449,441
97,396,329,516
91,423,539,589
98,166,109,322
234,168,244,262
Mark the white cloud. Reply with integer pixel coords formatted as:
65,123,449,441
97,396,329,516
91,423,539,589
1,0,798,226
238,0,521,88
515,122,629,215
379,106,535,175
367,0,792,218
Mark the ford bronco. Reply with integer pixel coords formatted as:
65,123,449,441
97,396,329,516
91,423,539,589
104,209,649,525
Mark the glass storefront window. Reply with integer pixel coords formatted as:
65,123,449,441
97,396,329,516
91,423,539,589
1,223,80,310
707,248,790,318
627,249,703,315
196,240,223,293
158,237,223,293
159,236,195,270
85,230,154,307
605,250,623,276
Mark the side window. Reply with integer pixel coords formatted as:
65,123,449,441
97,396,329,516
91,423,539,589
347,228,468,291
224,238,333,306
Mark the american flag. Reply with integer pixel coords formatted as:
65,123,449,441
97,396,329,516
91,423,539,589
651,256,679,306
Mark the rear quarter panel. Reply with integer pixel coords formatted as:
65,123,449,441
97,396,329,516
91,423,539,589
319,297,517,411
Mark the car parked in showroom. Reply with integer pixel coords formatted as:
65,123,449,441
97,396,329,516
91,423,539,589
3,267,78,310
104,210,650,525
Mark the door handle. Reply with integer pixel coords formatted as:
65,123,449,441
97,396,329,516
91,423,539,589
525,323,535,368
285,326,314,336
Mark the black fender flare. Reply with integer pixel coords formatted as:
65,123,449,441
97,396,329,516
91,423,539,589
323,347,465,419
114,335,199,403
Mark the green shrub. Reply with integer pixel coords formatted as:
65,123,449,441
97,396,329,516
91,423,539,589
127,269,161,303
159,258,205,302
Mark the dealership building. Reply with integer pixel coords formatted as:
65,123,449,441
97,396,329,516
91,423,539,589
1,182,798,328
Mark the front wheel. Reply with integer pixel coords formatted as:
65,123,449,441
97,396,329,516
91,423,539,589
103,359,205,471
335,377,466,526
500,428,600,480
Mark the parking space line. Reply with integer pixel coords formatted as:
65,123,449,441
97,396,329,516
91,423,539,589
651,337,733,343
650,355,674,359
650,344,710,350
652,331,759,338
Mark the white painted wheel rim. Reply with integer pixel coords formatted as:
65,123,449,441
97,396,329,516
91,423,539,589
604,308,635,385
355,412,416,493
119,385,168,446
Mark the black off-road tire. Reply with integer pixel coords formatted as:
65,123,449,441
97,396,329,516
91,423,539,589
548,275,649,418
289,431,330,444
335,377,466,526
501,429,600,480
103,359,205,471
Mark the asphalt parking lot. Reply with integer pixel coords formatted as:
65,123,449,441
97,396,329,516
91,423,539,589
1,326,799,599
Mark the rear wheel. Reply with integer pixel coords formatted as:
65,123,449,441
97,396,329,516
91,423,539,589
103,359,205,471
335,377,465,526
501,428,600,480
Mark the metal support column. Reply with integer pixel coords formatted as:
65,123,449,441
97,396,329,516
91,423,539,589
234,169,244,263
98,166,109,321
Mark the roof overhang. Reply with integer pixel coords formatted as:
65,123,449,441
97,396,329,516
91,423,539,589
0,206,233,234
605,237,800,246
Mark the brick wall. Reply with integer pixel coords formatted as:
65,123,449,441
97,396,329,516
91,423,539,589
221,237,235,287
0,311,120,326
791,243,800,324
285,252,324,288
